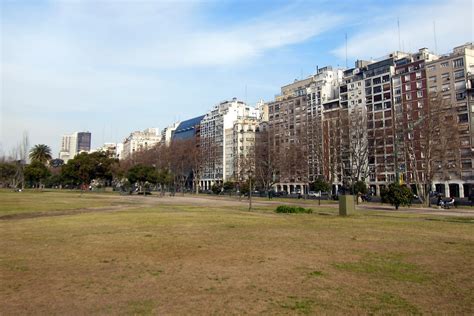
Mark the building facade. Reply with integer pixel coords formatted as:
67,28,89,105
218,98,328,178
122,128,161,160
199,98,259,190
425,43,474,197
59,131,92,162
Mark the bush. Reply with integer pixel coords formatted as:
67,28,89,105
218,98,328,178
275,205,313,214
381,182,413,210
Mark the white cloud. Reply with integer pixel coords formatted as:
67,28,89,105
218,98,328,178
332,0,473,60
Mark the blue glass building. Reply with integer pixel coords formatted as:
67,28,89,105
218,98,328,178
172,115,205,141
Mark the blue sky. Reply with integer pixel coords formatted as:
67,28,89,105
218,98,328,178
1,0,472,156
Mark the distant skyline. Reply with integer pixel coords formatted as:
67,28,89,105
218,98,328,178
1,0,472,156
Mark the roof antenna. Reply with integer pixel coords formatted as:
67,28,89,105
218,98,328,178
397,17,401,51
345,33,348,68
245,84,248,104
433,20,438,54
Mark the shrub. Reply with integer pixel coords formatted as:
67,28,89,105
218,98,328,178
275,205,313,214
381,182,413,210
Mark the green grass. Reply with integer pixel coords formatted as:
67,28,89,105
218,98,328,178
1,191,473,314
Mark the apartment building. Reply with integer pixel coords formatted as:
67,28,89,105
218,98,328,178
267,67,343,194
361,52,410,195
122,128,161,160
59,131,92,162
161,122,180,146
425,43,474,197
392,48,439,197
199,98,259,190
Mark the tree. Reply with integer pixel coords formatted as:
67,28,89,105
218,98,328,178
310,178,331,193
353,180,368,195
222,181,235,194
29,144,52,164
0,162,17,188
381,183,413,210
255,124,279,196
61,152,118,189
126,164,159,194
398,94,461,205
24,161,51,188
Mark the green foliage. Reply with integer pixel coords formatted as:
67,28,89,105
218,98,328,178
43,174,63,188
127,164,159,185
275,205,313,214
24,161,51,187
0,162,17,186
353,180,368,194
381,183,413,210
29,144,52,164
310,178,331,193
211,183,222,194
61,152,118,186
222,181,235,192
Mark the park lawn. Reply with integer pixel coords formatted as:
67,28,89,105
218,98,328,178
0,190,136,217
1,192,473,314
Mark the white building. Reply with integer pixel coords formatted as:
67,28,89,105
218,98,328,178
93,142,123,159
161,123,180,146
59,131,91,162
122,128,161,160
199,98,260,190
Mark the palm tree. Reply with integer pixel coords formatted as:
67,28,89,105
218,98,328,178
29,144,52,164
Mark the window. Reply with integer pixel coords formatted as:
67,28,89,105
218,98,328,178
458,113,468,123
453,58,464,68
454,69,465,79
393,77,401,85
395,87,401,95
406,93,412,101
440,61,449,68
404,74,410,81
405,83,411,91
417,91,423,98
441,73,449,79
455,80,466,90
429,86,437,93
429,76,436,83
442,83,450,92
415,71,422,79
417,101,423,108
416,82,422,89
427,65,435,71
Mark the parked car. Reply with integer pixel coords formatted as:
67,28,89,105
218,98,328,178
308,191,321,197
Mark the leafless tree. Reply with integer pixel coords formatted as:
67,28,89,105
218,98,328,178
401,94,461,204
254,124,279,194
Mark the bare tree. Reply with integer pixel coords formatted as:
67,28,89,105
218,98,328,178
400,93,461,205
348,107,369,182
254,124,279,195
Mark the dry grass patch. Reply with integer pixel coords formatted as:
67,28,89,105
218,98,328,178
1,191,473,314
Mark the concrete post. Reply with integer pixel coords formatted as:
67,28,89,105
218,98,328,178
339,195,355,216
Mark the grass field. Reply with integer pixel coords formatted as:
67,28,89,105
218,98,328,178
1,190,473,314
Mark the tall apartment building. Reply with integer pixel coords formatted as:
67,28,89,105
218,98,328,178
122,128,160,160
392,48,439,197
267,67,342,194
226,116,260,181
359,52,410,195
59,131,92,162
199,98,259,190
425,43,474,197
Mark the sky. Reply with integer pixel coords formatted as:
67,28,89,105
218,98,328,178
1,0,473,157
